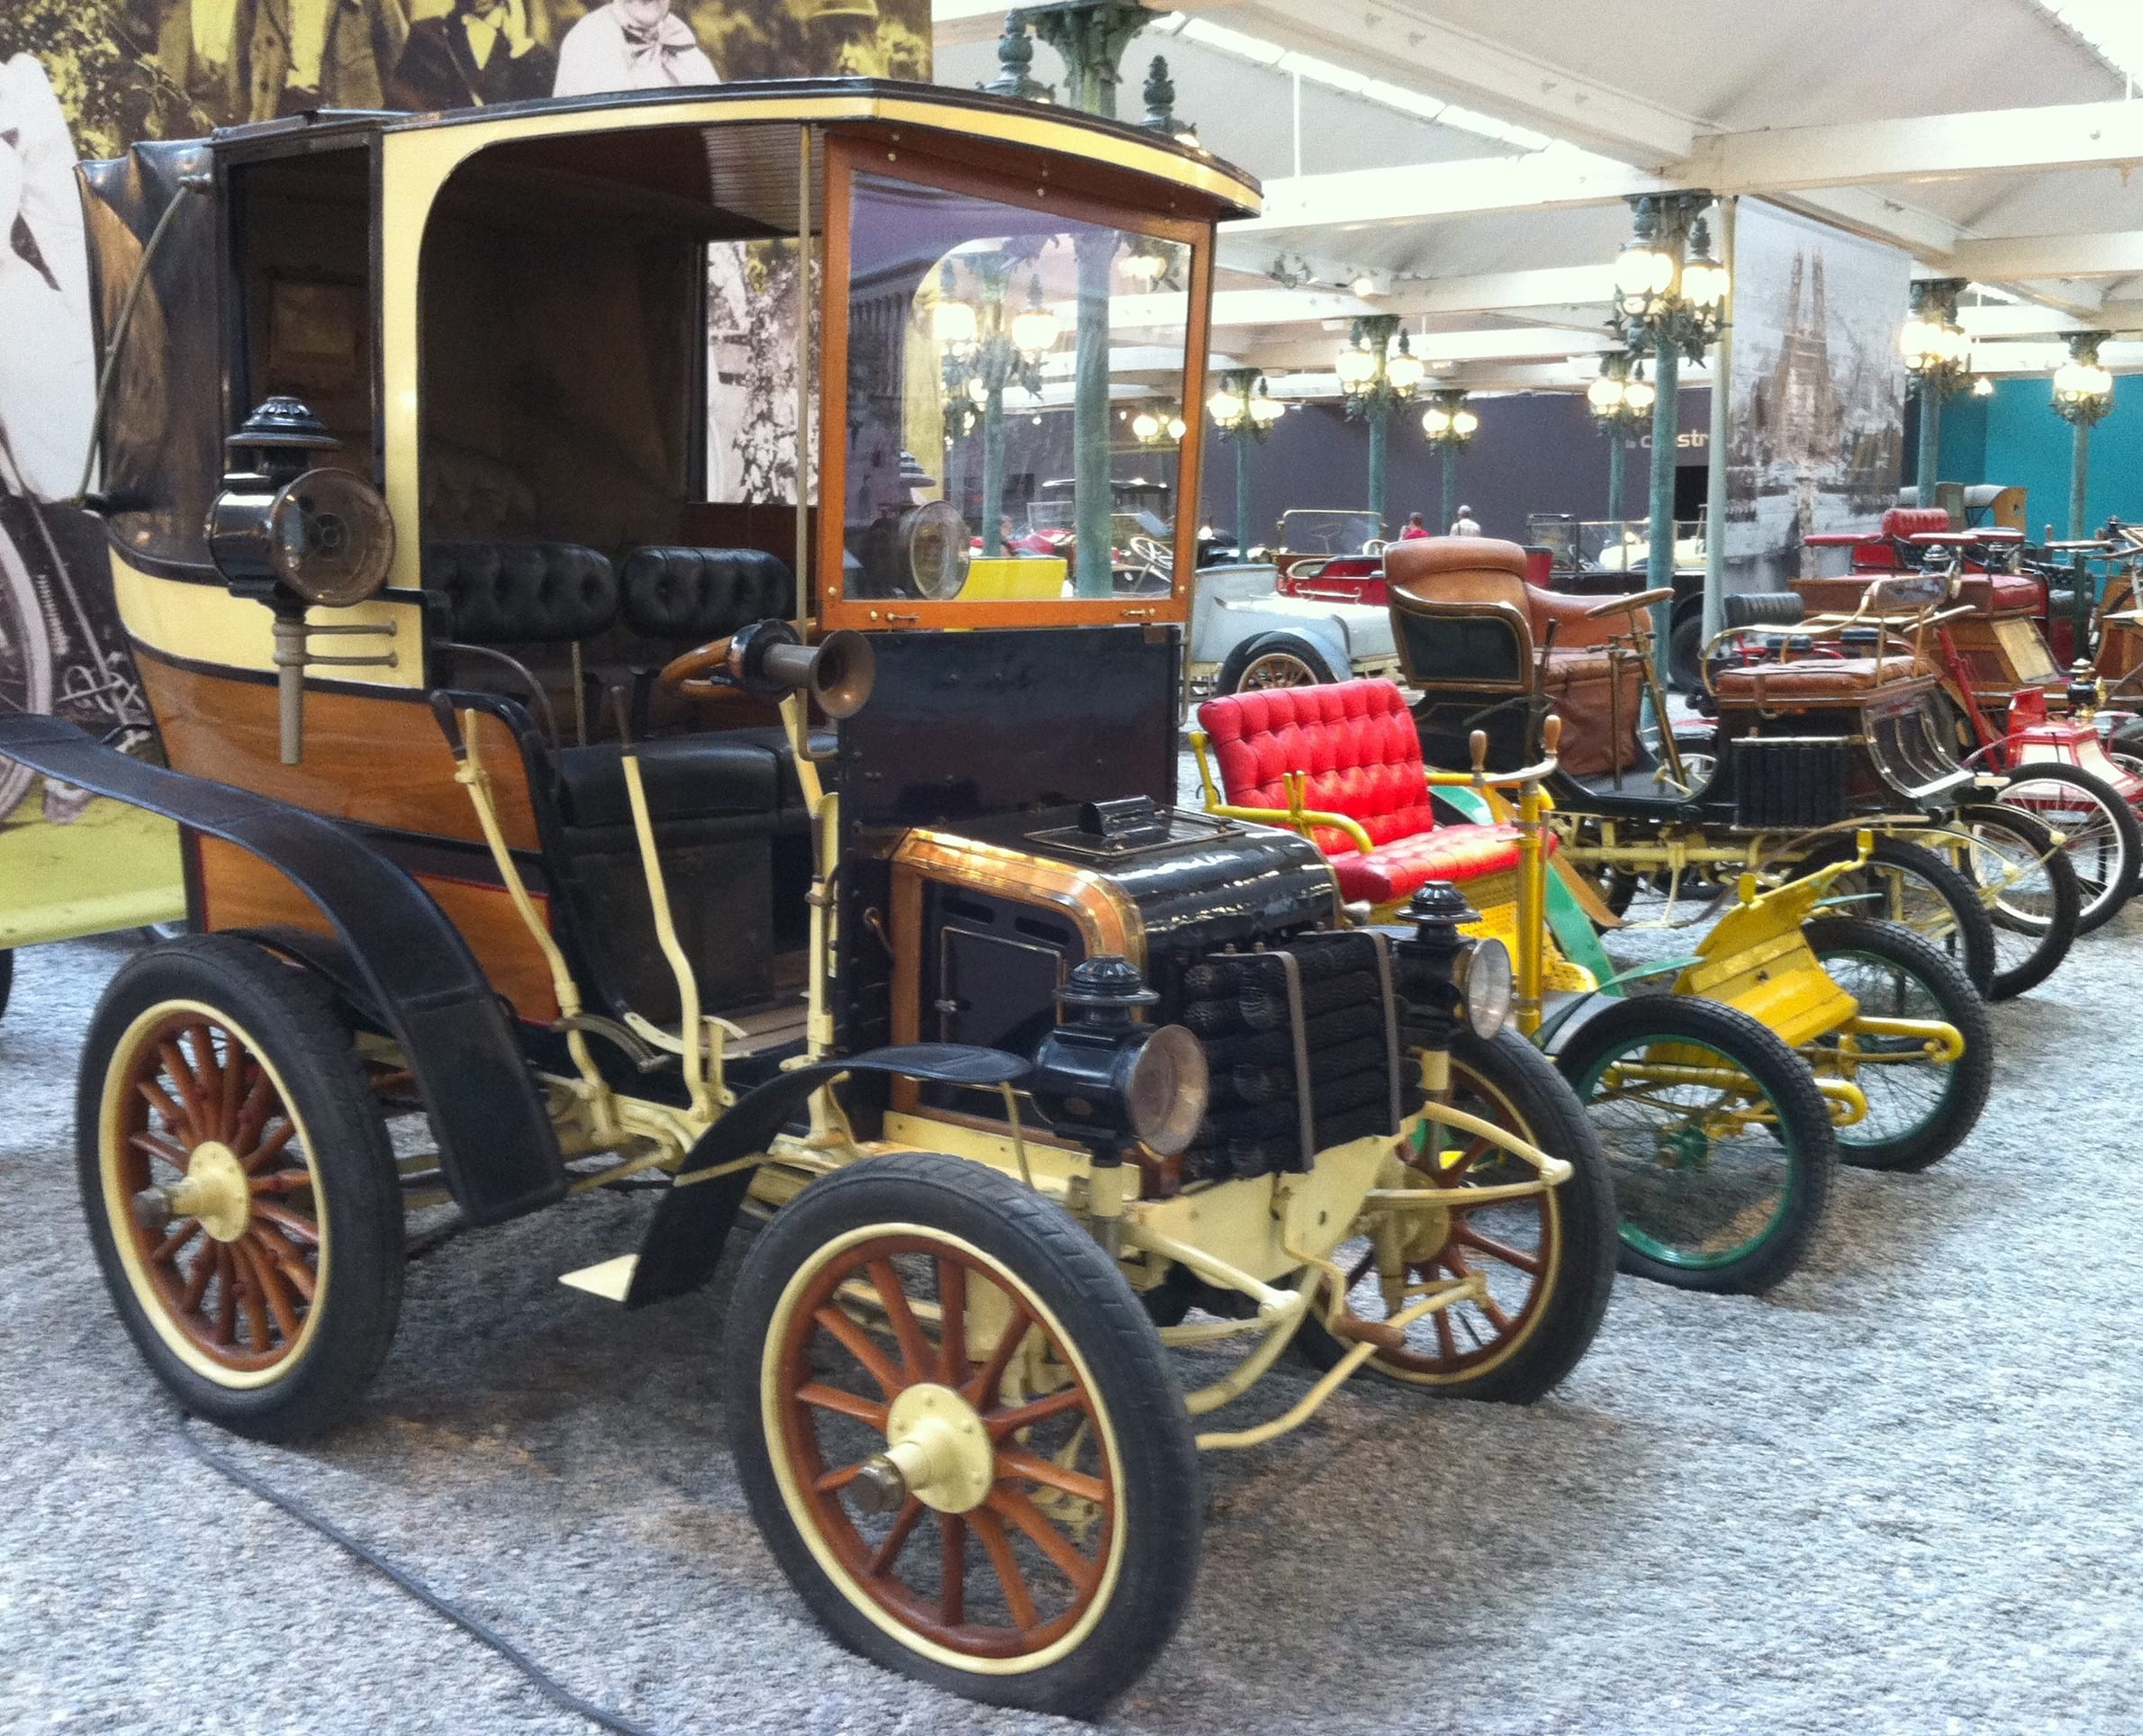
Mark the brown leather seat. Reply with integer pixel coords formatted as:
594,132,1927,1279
1388,537,1650,776
1712,656,1930,708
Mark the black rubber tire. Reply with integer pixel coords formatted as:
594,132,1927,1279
1667,610,1704,693
723,1152,1200,1720
1803,916,1993,1173
1948,804,2080,999
75,934,403,1443
0,948,11,1023
1294,1026,1616,1404
1994,761,2143,935
1216,631,1338,695
1777,835,1998,999
1556,994,1837,1295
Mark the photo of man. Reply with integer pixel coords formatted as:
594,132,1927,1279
553,0,716,95
386,0,555,110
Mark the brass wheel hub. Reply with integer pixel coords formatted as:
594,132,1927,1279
170,1141,252,1243
881,1382,995,1514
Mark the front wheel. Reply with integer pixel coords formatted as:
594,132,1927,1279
724,1152,1200,1720
1216,631,1337,694
1803,916,1993,1173
1556,994,1838,1295
1937,804,2080,999
76,934,404,1442
1776,835,1997,999
1294,1026,1616,1404
1995,762,2143,934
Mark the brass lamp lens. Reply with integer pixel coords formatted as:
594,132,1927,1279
267,468,394,608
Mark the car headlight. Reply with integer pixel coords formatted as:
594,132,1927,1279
1124,1024,1208,1157
901,501,970,600
1453,936,1513,1040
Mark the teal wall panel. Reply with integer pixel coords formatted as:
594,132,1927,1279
1942,376,2142,535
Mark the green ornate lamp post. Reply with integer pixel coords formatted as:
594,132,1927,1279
1585,348,1654,522
2053,330,2115,647
1418,389,1478,531
936,258,1062,556
1207,367,1285,553
1336,314,1424,533
1610,192,1729,647
981,12,1054,101
1901,277,1970,507
1025,1,1151,119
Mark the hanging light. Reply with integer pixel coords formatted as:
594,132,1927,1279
1973,375,1996,397
1334,342,1378,391
1250,378,1285,427
1207,385,1239,421
2052,334,2115,423
1678,219,1729,313
1167,415,1188,441
1586,374,1623,411
1451,407,1479,437
1901,279,1970,387
934,284,978,350
1624,375,1656,411
1009,276,1060,360
1420,403,1451,437
1131,409,1161,442
1386,333,1425,395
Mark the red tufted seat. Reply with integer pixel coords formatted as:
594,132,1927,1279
1197,678,1535,906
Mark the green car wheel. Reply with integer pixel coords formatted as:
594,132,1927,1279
1556,994,1837,1296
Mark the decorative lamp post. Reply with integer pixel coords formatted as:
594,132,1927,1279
2053,330,2116,646
936,258,1061,556
1207,367,1283,553
1137,56,1198,147
1337,313,1422,533
1131,402,1188,446
1609,191,1729,649
1586,348,1654,522
981,13,1054,101
1418,388,1478,532
1901,277,1971,508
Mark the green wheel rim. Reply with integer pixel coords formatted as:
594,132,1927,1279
1810,949,1958,1152
1573,1032,1799,1271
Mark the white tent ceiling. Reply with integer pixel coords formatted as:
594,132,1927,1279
933,0,2143,389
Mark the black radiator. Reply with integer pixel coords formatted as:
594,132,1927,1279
1176,931,1404,1184
1731,735,1851,830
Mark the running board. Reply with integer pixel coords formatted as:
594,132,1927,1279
559,1254,638,1302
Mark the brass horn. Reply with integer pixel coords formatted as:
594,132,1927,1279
728,619,876,719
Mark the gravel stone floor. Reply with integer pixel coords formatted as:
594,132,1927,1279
5,915,2142,1736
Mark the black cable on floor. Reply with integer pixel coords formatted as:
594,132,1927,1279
175,1414,666,1736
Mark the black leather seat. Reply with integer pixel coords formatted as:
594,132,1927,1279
553,737,782,831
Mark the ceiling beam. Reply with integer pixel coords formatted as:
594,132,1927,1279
1176,0,1700,163
1225,150,1662,236
1940,231,2143,281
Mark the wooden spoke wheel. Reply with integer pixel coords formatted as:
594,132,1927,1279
725,1153,1198,1719
1297,1026,1615,1405
78,936,402,1442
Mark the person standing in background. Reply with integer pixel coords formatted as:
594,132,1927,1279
1450,502,1482,537
1397,511,1429,540
387,0,554,109
553,0,715,94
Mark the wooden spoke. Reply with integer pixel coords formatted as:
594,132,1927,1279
151,1219,203,1265
216,1034,246,1143
249,1227,316,1303
1475,1288,1515,1332
251,1201,321,1246
794,1380,890,1431
240,1119,297,1176
183,1025,222,1114
812,1306,906,1399
983,1388,1085,1440
158,1039,208,1136
137,1076,189,1140
995,1445,1107,1506
232,1241,273,1352
865,1497,925,1578
178,1242,216,1313
937,1513,966,1628
212,1245,238,1345
969,1506,1037,1629
987,1485,1098,1596
231,1066,274,1153
249,1170,315,1195
129,1130,193,1171
1451,1223,1542,1275
963,1302,1034,1409
239,1237,298,1346
869,1260,933,1382
812,1460,871,1495
936,1257,967,1388
1431,1300,1457,1360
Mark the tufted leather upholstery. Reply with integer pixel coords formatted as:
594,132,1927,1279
620,547,795,642
1881,507,1954,539
1198,678,1529,905
424,540,619,644
1713,656,1931,709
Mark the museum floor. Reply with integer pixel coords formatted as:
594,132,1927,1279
4,915,2138,1736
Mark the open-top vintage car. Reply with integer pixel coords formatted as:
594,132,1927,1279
7,84,1624,1717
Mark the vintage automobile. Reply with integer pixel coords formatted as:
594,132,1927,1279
8,84,1625,1717
1186,557,1401,692
1384,536,2079,1002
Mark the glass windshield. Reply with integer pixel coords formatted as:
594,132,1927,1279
836,168,1193,610
1279,510,1382,557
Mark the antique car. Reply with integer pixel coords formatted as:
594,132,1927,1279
1383,537,2079,1002
9,84,1624,1718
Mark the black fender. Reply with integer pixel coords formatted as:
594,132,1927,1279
625,1043,1031,1308
0,715,565,1224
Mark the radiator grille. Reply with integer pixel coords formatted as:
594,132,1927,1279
1176,931,1402,1184
1731,735,1851,830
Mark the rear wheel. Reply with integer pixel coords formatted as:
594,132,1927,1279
1803,916,1992,1173
1294,1026,1616,1403
725,1152,1199,1720
1929,805,2079,999
76,934,403,1442
1216,632,1336,694
1995,762,2142,933
1776,835,1997,998
1557,994,1837,1295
